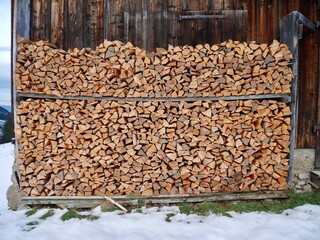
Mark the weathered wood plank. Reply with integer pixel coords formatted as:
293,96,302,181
194,0,207,45
15,0,31,39
125,0,142,47
258,0,267,43
160,0,169,49
296,1,318,148
145,0,160,50
211,0,224,10
316,130,320,168
280,11,316,184
167,0,182,47
13,0,32,186
105,0,119,41
16,93,292,103
32,0,51,41
50,0,64,48
142,0,148,50
232,0,244,10
235,10,247,42
223,0,235,10
317,4,320,168
221,10,234,41
21,191,288,209
86,0,104,49
67,0,85,49
265,0,275,43
246,0,257,41
280,12,300,186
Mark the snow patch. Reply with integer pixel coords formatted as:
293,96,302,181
0,143,319,240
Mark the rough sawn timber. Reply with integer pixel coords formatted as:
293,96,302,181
21,191,288,209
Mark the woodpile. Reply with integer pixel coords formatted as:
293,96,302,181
14,38,293,197
16,99,290,196
15,38,292,98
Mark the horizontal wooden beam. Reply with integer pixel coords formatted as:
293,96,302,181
296,11,316,32
17,93,292,103
179,15,226,20
21,191,288,209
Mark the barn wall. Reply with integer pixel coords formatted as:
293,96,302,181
242,0,319,149
13,0,320,149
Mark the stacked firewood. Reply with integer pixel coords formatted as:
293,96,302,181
16,98,290,196
15,38,292,98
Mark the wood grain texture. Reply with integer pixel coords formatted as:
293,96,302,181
295,0,318,148
15,0,31,39
50,0,64,48
317,2,320,168
32,0,51,41
67,0,85,49
20,191,288,208
86,0,104,49
105,0,125,43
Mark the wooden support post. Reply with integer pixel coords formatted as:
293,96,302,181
12,0,32,189
280,11,316,184
317,20,320,169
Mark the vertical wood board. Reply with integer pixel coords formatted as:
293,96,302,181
66,0,85,49
32,0,51,41
50,0,64,48
15,0,31,39
295,1,318,148
86,0,104,49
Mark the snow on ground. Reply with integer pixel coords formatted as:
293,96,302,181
0,143,320,240
0,143,14,210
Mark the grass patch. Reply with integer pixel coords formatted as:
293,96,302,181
178,191,320,216
61,209,99,221
101,204,118,212
39,210,55,220
133,208,143,213
165,213,176,222
287,191,320,206
179,203,193,215
194,202,232,217
229,192,320,214
25,208,38,217
138,198,146,208
26,221,39,226
229,201,272,214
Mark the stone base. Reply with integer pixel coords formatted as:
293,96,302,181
292,149,316,192
291,173,313,192
6,158,24,210
6,184,21,210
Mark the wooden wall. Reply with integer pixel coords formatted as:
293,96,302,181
13,0,320,149
27,0,248,50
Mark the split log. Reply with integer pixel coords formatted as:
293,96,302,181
16,98,290,196
15,38,292,98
